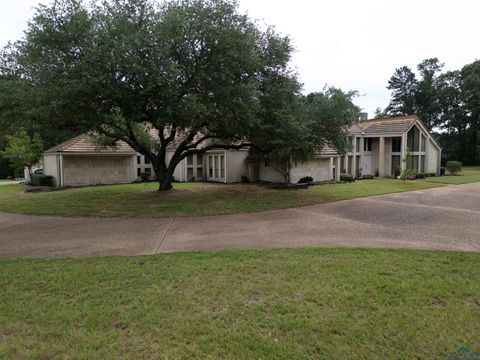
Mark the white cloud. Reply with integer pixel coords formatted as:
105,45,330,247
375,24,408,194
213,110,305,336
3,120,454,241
1,0,479,116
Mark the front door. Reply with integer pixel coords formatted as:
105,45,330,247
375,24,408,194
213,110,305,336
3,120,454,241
207,154,225,182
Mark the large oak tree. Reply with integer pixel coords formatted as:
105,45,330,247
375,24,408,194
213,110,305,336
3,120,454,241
1,0,359,187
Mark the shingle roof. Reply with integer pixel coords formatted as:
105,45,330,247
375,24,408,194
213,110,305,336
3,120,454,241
44,132,136,154
349,115,417,134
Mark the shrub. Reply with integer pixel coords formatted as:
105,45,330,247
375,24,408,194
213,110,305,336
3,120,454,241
445,161,462,175
440,167,446,176
374,168,379,177
187,176,196,182
139,172,150,182
415,172,426,179
394,166,401,177
340,173,354,182
400,168,414,183
31,174,55,187
298,176,313,184
240,175,250,183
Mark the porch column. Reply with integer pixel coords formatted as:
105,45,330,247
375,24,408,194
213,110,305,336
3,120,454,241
379,136,385,177
329,157,334,179
335,157,341,182
359,137,364,176
352,136,357,177
400,133,407,171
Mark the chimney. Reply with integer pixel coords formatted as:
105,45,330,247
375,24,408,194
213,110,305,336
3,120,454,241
358,112,368,121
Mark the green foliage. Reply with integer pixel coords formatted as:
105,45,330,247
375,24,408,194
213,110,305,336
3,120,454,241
400,150,414,183
0,0,302,190
30,175,55,187
240,175,249,183
1,130,43,176
394,165,401,177
139,172,151,182
340,173,354,182
297,176,313,184
1,0,361,190
445,161,462,175
385,58,480,165
249,87,359,183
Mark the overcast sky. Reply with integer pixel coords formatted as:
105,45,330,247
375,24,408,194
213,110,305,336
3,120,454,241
1,0,479,117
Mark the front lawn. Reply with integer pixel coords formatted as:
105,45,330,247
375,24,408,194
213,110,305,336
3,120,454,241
0,178,443,218
1,248,479,359
423,166,480,184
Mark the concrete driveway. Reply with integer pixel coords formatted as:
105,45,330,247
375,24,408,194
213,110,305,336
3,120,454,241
1,182,479,258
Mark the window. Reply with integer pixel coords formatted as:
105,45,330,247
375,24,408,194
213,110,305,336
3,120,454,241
144,157,151,164
214,156,218,178
137,168,141,177
356,138,360,152
420,155,425,172
187,155,193,165
197,167,203,179
363,138,372,152
421,134,426,152
407,126,420,152
187,168,194,178
209,157,213,177
220,155,225,178
197,154,203,166
392,137,401,153
144,168,151,175
137,156,141,165
391,155,401,175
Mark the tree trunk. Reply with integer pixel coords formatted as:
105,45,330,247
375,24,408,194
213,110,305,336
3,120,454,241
156,168,173,191
27,166,33,181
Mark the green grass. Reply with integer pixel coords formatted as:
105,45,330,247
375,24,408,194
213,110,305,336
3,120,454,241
0,248,479,359
0,166,478,218
423,166,480,184
0,178,442,218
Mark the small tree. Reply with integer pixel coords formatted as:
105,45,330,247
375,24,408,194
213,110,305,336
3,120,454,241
445,161,462,175
400,149,414,183
1,130,43,178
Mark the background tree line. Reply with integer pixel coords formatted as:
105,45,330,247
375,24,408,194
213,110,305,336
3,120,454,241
377,58,480,165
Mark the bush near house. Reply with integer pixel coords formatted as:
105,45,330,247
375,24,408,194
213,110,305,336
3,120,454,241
340,173,354,182
446,161,462,175
298,176,313,184
30,174,55,187
139,172,151,182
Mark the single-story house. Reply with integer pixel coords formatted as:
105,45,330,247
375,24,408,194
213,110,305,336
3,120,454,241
42,115,441,187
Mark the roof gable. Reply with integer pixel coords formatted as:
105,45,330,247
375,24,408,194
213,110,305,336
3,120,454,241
349,115,418,135
44,132,136,154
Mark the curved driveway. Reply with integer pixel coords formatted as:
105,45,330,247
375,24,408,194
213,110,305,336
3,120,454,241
1,182,479,258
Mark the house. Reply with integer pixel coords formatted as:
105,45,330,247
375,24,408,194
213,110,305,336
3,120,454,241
42,115,441,187
42,132,251,186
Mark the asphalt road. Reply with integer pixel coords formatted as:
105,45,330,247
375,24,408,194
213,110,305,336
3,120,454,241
1,182,479,258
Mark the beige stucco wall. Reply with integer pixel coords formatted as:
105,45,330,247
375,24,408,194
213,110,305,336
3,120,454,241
290,158,332,183
257,161,286,183
226,150,249,183
257,158,332,183
62,155,136,186
43,154,60,185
